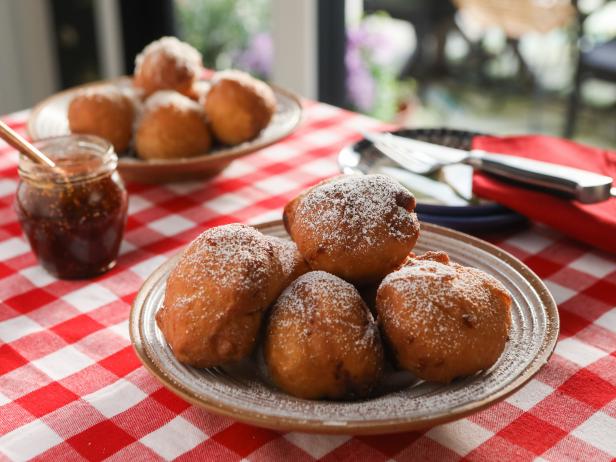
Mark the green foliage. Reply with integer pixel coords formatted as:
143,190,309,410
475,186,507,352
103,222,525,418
175,0,270,69
367,61,398,120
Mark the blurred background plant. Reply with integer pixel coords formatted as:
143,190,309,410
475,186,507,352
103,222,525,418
345,13,415,119
176,0,415,119
3,0,614,148
172,0,616,146
175,0,271,76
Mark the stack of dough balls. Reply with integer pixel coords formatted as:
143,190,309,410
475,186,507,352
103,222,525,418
157,174,513,401
67,36,277,161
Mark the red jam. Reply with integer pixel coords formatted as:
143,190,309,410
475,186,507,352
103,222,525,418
15,136,127,279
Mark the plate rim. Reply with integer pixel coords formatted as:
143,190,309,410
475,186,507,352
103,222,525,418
129,220,559,435
27,76,303,169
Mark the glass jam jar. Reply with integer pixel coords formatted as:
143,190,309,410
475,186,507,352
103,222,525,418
15,135,128,279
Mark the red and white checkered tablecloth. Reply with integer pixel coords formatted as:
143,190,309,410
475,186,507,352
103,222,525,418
0,102,615,462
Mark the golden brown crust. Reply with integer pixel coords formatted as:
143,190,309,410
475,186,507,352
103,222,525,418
185,80,211,104
265,271,384,399
133,37,202,97
413,250,450,265
283,174,420,284
156,224,284,368
68,88,135,153
204,70,276,145
135,91,211,160
263,236,309,288
376,252,512,383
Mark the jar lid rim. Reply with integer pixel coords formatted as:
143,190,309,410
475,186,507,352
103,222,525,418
18,135,117,184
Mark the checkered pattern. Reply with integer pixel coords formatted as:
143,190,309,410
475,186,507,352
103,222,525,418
1,103,615,462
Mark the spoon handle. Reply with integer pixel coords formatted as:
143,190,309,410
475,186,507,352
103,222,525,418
0,120,56,168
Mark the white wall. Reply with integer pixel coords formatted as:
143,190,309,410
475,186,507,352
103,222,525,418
94,0,125,79
0,0,58,114
271,0,318,99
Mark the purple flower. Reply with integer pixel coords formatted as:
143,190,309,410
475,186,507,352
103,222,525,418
362,21,401,63
346,45,375,111
234,32,273,78
346,28,379,111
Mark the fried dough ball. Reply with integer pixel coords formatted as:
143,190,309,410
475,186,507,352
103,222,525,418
135,90,211,160
376,251,512,383
185,80,211,104
204,70,276,145
68,87,135,152
134,36,202,97
264,236,309,287
156,224,284,368
283,175,420,285
265,271,384,400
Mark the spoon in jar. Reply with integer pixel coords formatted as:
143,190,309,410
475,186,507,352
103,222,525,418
0,120,57,168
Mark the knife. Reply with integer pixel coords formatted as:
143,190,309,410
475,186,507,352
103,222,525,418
362,131,616,204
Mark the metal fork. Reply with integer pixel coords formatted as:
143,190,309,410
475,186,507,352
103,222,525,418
362,131,616,204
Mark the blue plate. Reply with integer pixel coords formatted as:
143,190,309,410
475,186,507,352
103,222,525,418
416,202,508,217
418,211,527,233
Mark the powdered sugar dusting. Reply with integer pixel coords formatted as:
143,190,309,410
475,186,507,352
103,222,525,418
77,85,133,103
294,174,417,251
211,69,275,104
379,254,511,356
144,90,204,113
212,69,253,84
135,36,202,77
264,235,301,278
72,85,142,118
169,224,278,312
190,80,211,104
383,259,456,284
270,271,379,352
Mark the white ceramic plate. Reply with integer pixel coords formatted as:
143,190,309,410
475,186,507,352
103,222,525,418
130,221,558,434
